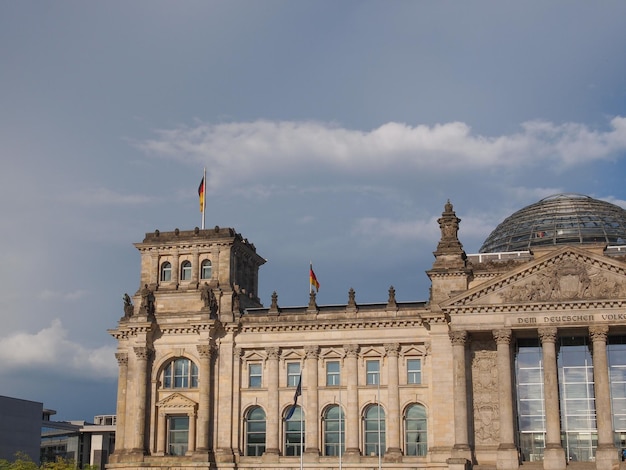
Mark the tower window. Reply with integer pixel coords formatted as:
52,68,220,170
160,262,172,282
181,261,192,281
163,358,198,388
201,260,212,280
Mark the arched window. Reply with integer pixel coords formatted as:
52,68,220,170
405,403,427,456
163,358,198,388
323,405,344,456
180,261,192,281
363,404,385,457
160,261,172,282
201,260,212,280
245,406,266,456
284,405,305,456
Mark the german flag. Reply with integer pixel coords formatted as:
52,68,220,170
310,264,320,292
198,177,205,212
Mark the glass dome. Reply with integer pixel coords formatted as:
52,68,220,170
479,193,626,253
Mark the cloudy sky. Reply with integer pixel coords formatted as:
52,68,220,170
1,1,626,421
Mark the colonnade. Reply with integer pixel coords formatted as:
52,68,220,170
449,325,617,470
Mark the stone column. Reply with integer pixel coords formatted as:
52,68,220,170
384,343,402,461
305,346,320,459
263,347,280,461
196,344,212,453
171,250,180,286
449,330,471,460
192,248,200,285
132,346,151,455
343,344,360,460
113,353,128,455
538,327,565,470
188,412,196,453
589,325,618,470
493,329,519,470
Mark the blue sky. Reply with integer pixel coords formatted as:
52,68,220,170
1,1,626,422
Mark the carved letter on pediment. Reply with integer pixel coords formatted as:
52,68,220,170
501,259,626,303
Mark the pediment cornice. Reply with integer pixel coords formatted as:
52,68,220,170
443,246,626,313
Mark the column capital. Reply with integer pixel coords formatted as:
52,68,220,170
589,325,609,342
305,345,320,359
449,330,468,345
493,329,512,345
384,343,400,356
538,327,558,344
133,346,152,361
197,344,213,359
343,344,359,357
115,352,128,366
265,346,280,360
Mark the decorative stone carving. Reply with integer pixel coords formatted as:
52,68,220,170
343,344,359,357
538,327,558,344
265,347,280,360
305,346,319,359
197,344,212,359
589,325,609,342
492,329,512,345
115,352,128,366
501,259,626,303
384,343,400,357
471,346,500,445
133,346,151,361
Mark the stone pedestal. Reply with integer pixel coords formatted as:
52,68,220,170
542,444,566,470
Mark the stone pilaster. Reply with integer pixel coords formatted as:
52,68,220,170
384,343,402,461
304,346,320,459
214,330,235,463
449,330,471,461
589,325,618,470
538,327,565,470
263,347,280,461
343,344,360,461
195,344,212,454
493,329,519,470
131,346,151,456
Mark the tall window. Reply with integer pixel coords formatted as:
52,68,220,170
407,359,422,384
180,261,192,280
201,260,212,280
245,406,266,456
167,416,189,455
326,361,340,386
160,261,172,281
284,406,305,456
323,405,344,456
405,404,427,456
249,363,262,388
287,363,301,387
366,360,380,385
363,404,385,457
163,358,198,388
516,338,546,462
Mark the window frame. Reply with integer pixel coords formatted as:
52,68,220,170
167,415,189,456
363,404,385,457
407,358,422,385
248,363,262,388
323,405,345,456
245,406,266,456
287,362,301,387
200,259,212,280
180,261,192,281
160,261,172,282
163,358,198,389
284,405,305,456
366,360,380,386
404,403,427,456
326,360,340,386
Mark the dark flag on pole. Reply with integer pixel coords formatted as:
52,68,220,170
285,374,302,420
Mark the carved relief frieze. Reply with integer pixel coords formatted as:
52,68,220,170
470,344,500,445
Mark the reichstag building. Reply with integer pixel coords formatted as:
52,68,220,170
108,193,626,470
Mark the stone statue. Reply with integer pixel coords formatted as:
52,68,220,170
200,282,218,317
123,293,134,318
140,284,155,315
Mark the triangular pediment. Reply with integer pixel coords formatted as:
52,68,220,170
156,392,197,410
443,246,626,312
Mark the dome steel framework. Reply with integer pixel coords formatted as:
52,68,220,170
479,193,626,253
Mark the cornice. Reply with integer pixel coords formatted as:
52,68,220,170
446,298,626,315
240,317,425,334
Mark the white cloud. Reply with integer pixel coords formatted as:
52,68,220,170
0,319,117,380
38,289,89,301
138,117,626,190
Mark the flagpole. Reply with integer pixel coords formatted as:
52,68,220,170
338,388,343,470
300,369,304,470
377,374,382,470
309,261,312,294
201,167,206,229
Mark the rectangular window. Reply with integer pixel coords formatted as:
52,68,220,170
168,416,189,456
287,362,301,387
407,358,422,384
326,361,340,386
366,360,380,385
249,363,262,388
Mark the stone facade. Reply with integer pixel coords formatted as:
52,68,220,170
108,203,626,470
